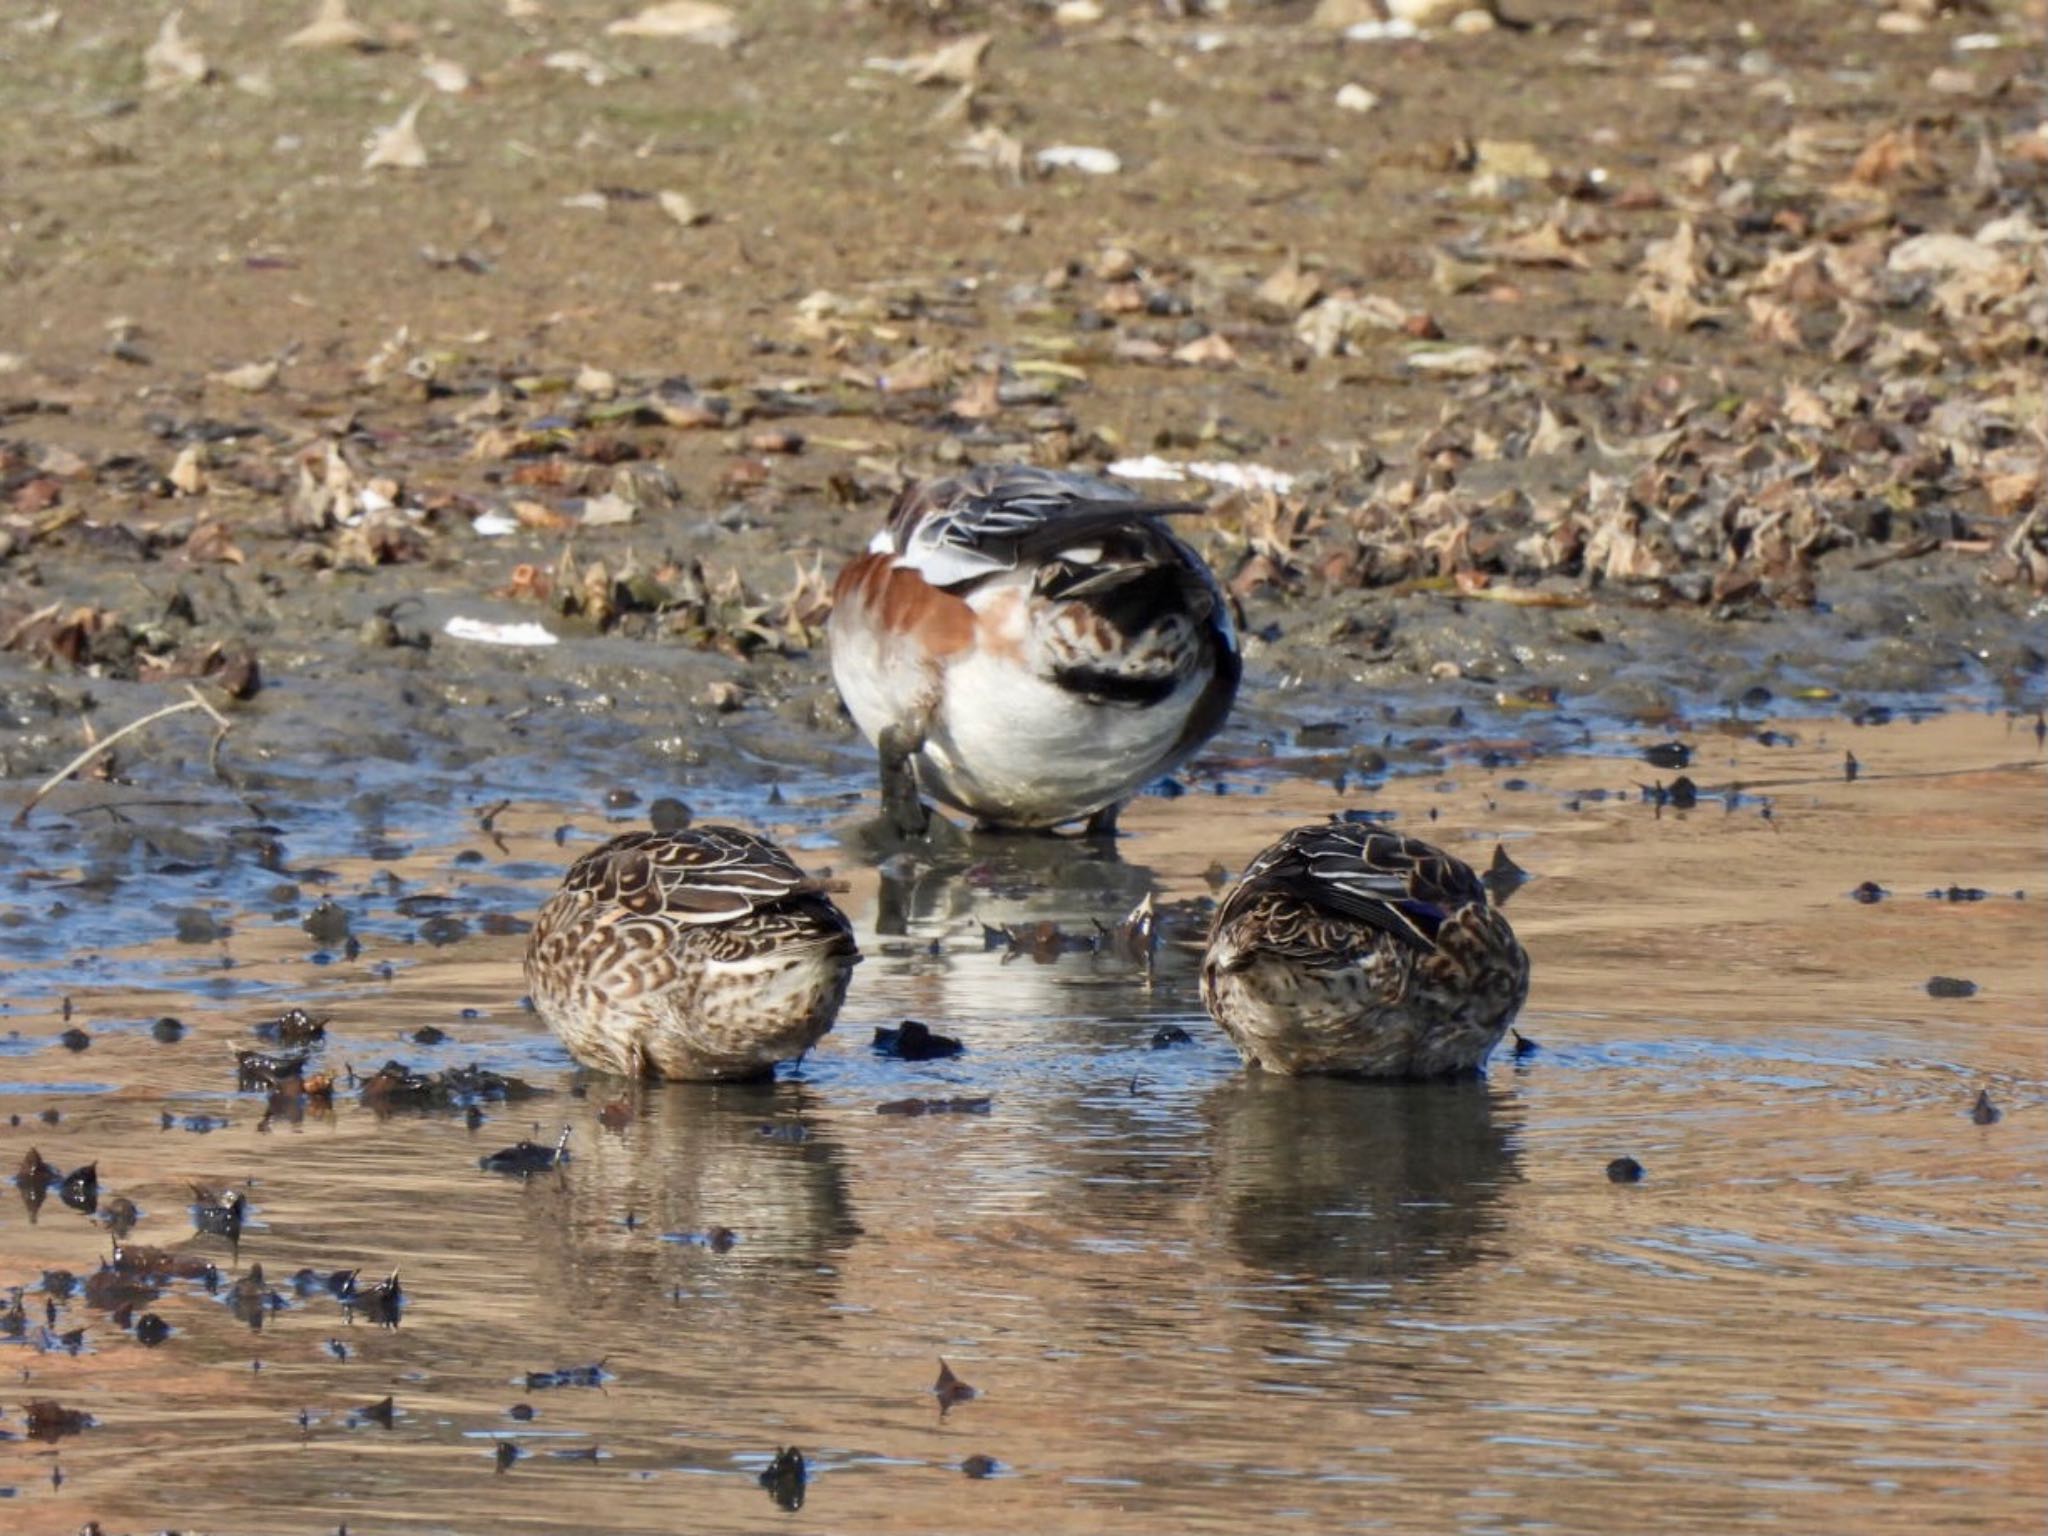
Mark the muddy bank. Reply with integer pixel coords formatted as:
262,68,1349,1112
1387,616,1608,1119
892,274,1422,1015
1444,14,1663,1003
3,0,2045,816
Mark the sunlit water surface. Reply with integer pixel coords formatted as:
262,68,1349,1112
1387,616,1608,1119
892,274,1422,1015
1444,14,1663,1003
0,712,2042,1534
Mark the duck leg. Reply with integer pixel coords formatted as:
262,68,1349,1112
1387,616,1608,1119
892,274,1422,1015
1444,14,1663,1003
1083,799,1123,840
877,723,932,837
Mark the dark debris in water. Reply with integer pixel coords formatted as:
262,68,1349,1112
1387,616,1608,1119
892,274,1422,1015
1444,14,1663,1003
227,1263,286,1330
961,1453,1001,1479
934,1358,977,1413
1607,1156,1646,1184
16,1149,94,1220
190,1186,247,1242
96,1195,139,1238
360,1059,539,1113
340,1270,404,1328
151,1016,186,1043
876,1096,992,1117
872,1020,963,1061
524,1361,609,1390
58,1027,90,1052
479,1127,571,1176
1926,976,1979,999
253,1008,329,1045
1850,881,1888,904
23,1401,93,1441
353,1395,397,1429
59,1162,97,1216
236,1049,308,1090
758,1446,805,1512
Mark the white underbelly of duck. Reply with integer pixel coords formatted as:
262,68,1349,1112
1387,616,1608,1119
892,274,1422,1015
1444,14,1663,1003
920,648,1205,826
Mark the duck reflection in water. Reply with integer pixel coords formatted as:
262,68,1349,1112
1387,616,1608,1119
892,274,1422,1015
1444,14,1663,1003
1203,1074,1520,1288
856,816,1173,951
519,1082,858,1339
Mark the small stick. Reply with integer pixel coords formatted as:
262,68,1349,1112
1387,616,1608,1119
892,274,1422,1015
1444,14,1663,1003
185,683,235,781
15,687,234,827
0,602,63,652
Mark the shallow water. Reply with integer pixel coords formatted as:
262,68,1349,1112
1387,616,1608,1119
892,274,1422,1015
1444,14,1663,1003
0,711,2042,1534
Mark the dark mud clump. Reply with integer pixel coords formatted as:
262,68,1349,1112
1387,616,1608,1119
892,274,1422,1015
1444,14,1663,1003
524,1361,609,1390
252,1007,329,1045
360,1060,539,1113
872,1020,964,1061
877,1097,993,1117
479,1128,571,1176
759,1447,806,1512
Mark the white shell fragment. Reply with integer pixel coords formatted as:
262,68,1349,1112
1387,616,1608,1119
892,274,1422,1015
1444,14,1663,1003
1342,18,1420,42
212,359,280,393
443,617,560,647
606,2,739,47
1035,145,1122,176
1108,456,1298,496
363,98,430,171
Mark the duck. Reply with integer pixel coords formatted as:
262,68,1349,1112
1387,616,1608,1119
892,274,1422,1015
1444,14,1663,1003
1201,822,1528,1077
828,464,1239,837
525,827,859,1081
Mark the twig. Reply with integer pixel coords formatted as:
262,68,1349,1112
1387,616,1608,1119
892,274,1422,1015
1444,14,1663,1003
15,689,235,827
0,602,62,652
185,683,234,782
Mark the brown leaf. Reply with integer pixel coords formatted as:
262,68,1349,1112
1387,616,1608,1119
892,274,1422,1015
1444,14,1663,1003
10,477,61,513
183,519,246,565
1846,124,1938,187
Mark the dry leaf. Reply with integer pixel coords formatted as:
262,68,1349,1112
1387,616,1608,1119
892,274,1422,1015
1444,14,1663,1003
1173,333,1238,368
283,0,375,50
911,33,990,86
658,190,709,227
169,444,207,495
1745,295,1804,348
183,519,245,565
144,10,210,92
1781,385,1836,430
955,126,1024,181
421,57,474,93
606,2,738,46
364,98,429,172
1489,220,1589,269
1847,125,1937,187
1254,253,1322,317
